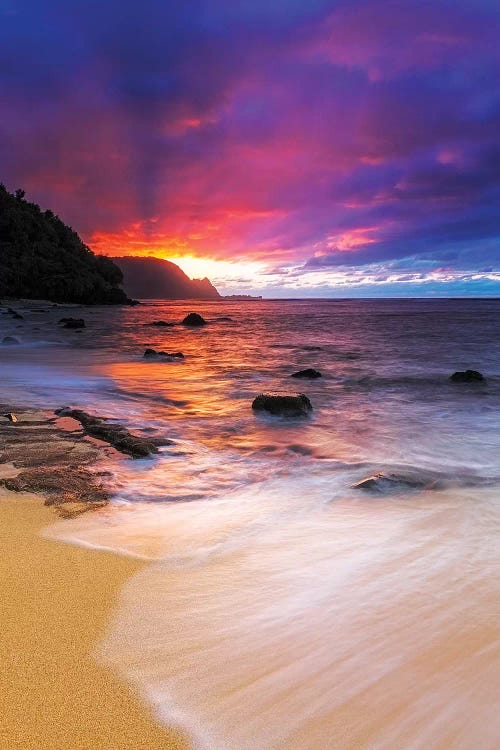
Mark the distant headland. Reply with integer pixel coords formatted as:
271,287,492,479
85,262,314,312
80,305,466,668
112,256,221,300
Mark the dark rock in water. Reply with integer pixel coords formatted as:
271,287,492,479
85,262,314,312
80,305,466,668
352,472,441,494
59,317,85,329
182,312,207,326
55,407,171,457
216,316,233,322
143,348,184,360
252,393,313,418
127,299,141,306
144,320,173,327
2,336,20,345
302,346,323,351
291,368,322,379
450,369,484,383
7,307,24,319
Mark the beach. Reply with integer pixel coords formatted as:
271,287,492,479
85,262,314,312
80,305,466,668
1,298,500,749
0,487,189,750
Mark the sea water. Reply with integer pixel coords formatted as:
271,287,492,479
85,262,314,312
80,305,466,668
2,298,500,748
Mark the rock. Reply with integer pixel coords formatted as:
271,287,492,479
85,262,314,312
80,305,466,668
252,393,313,418
2,336,20,345
216,316,233,321
143,349,184,360
291,368,322,379
144,320,173,327
55,407,171,458
182,312,207,326
302,346,323,351
59,317,85,329
7,307,23,319
351,472,441,494
4,413,18,423
450,369,484,383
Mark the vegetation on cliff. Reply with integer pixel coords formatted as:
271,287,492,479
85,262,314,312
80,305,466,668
0,185,130,304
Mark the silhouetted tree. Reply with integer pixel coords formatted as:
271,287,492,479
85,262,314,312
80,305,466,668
0,185,131,304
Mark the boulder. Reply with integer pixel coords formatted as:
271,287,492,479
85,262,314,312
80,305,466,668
55,407,171,458
59,317,85,329
182,312,207,326
252,393,313,418
450,369,484,383
2,336,20,345
351,472,441,494
143,348,184,360
7,308,23,319
291,368,322,379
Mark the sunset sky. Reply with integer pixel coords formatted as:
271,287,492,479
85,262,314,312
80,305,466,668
1,0,500,296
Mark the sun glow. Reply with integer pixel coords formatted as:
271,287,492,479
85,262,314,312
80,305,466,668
164,254,267,284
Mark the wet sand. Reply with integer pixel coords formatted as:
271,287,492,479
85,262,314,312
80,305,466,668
0,487,190,750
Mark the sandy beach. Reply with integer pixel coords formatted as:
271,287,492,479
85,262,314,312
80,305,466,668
0,487,189,750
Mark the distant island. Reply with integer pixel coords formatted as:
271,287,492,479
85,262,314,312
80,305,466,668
224,294,262,300
0,185,131,305
112,256,221,300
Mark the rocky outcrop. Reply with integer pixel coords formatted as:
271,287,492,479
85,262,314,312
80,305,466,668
59,317,85,329
450,369,484,382
182,312,207,326
55,407,171,457
252,393,313,417
351,471,442,494
291,368,322,379
143,349,184,360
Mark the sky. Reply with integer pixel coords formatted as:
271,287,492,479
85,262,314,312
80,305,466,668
1,0,500,297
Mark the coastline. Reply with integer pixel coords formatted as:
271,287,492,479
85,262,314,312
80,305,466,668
0,487,190,750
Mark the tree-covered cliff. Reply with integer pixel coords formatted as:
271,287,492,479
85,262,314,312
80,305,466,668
0,185,130,304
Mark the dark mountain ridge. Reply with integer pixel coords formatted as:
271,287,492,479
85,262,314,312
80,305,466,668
0,185,131,304
112,256,221,299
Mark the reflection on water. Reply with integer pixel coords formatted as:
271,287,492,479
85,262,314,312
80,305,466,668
3,298,500,748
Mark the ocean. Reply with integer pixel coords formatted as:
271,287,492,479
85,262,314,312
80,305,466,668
2,298,500,749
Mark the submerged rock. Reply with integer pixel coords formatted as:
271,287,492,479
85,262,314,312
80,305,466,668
59,317,85,329
143,348,184,360
450,369,484,383
182,312,207,326
352,472,441,494
291,368,322,379
252,393,313,418
7,307,24,320
55,407,171,457
144,320,173,327
2,336,20,345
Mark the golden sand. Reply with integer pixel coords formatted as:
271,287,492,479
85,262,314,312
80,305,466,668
0,488,190,750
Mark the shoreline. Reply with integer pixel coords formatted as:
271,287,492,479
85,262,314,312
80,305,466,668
0,487,190,749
